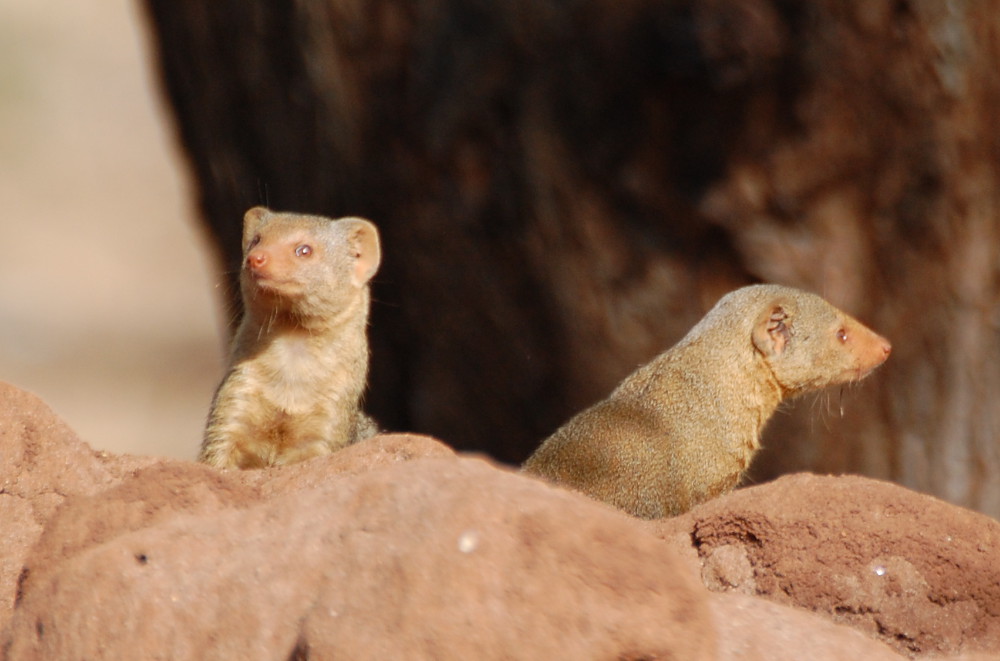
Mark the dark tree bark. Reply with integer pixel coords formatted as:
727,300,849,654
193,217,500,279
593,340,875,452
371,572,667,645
142,0,1000,514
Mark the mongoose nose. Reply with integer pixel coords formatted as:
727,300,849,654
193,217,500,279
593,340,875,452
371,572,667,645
247,251,268,270
882,339,892,356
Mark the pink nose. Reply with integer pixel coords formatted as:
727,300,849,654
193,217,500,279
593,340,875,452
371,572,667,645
247,250,267,270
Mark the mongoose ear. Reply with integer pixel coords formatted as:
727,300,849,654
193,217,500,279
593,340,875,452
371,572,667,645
345,219,381,287
242,206,270,247
752,304,792,357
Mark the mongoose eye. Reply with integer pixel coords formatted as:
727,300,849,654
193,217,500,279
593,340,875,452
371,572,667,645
248,234,261,250
836,328,848,343
295,244,313,258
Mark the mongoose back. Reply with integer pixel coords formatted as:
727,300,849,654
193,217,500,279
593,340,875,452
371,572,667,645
200,206,381,469
522,284,891,518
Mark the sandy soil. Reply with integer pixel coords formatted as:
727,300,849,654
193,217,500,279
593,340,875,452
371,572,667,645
0,0,223,459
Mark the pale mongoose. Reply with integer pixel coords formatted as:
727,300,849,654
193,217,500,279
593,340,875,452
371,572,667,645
522,284,892,518
200,206,381,469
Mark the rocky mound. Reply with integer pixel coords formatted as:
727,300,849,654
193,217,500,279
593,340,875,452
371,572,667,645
1,381,997,660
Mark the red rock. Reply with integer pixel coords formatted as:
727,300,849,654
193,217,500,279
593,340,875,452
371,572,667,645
15,433,456,604
4,452,713,660
0,381,147,510
250,432,457,496
710,592,902,660
686,472,1000,657
0,382,158,633
3,380,999,660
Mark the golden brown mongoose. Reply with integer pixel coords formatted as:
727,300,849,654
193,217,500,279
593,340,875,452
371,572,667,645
200,206,381,469
522,284,891,518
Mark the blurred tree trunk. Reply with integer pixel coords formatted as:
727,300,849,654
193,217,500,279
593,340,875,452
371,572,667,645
142,0,1000,514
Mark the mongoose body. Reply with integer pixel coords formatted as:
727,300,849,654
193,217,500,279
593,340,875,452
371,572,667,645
522,284,891,518
200,207,381,469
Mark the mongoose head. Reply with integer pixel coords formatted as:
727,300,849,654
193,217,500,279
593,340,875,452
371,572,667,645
744,285,891,397
239,206,381,323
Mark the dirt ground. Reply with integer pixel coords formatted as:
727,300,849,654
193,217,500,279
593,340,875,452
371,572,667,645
0,0,222,460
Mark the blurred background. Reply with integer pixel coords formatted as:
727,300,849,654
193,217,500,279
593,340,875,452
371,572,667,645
3,0,1000,518
0,0,220,459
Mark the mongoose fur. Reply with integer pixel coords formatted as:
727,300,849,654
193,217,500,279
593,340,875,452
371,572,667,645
200,206,381,469
522,284,892,518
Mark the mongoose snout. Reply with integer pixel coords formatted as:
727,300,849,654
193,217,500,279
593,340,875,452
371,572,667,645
523,284,891,519
843,322,891,380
